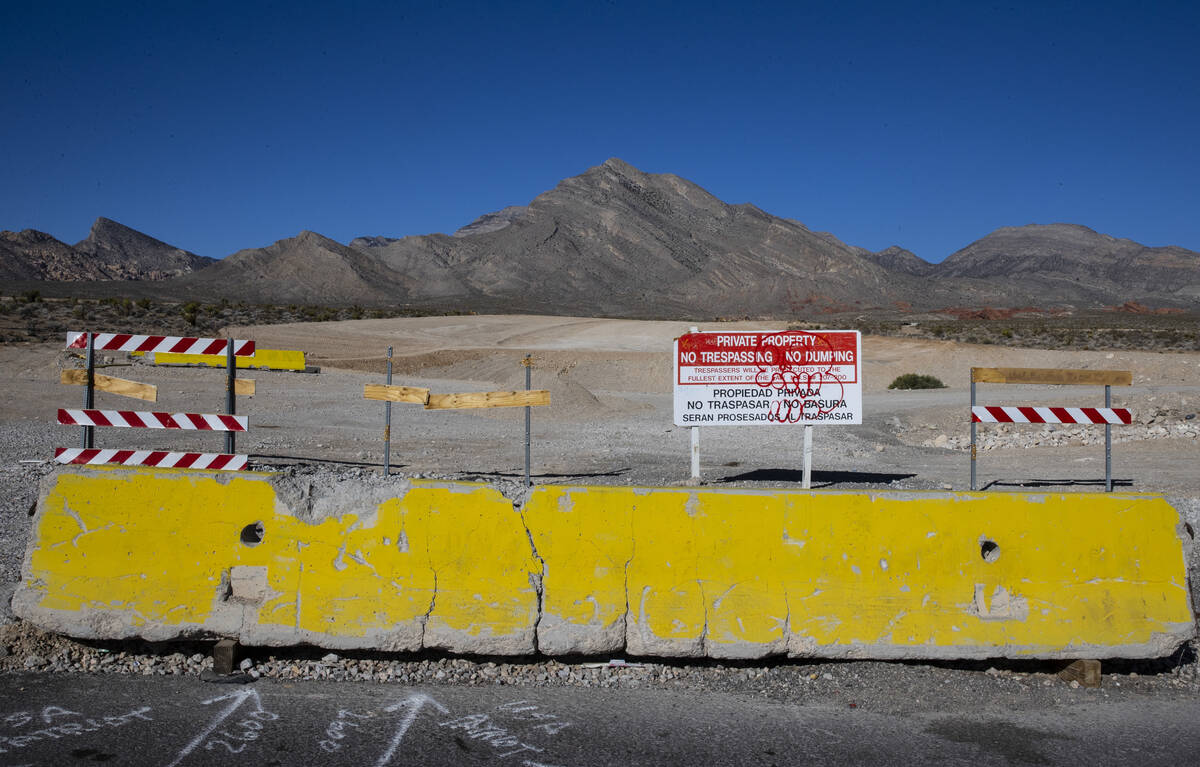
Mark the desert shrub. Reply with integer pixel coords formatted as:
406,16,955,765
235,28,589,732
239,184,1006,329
103,297,134,316
888,373,946,390
181,301,200,325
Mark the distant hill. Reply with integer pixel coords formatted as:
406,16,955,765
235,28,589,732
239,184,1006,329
5,163,1199,316
858,246,934,277
181,230,399,305
932,223,1200,306
0,217,212,282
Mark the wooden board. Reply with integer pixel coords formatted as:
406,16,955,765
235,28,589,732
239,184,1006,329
363,384,431,404
60,370,157,402
425,390,550,410
234,378,256,397
971,367,1132,386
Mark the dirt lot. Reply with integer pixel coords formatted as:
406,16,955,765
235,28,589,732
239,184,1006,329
2,314,1197,492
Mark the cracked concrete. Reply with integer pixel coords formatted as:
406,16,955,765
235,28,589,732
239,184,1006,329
13,466,1199,660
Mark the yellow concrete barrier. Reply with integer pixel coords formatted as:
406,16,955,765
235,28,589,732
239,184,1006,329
151,348,307,371
14,467,1195,659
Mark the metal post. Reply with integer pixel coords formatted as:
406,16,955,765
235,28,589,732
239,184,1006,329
970,377,977,491
225,340,236,454
802,425,813,489
82,332,94,449
384,346,393,476
524,354,532,488
1105,384,1112,492
690,427,700,481
688,326,700,481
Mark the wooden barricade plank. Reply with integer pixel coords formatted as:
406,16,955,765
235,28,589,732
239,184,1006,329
425,390,550,410
971,367,1132,386
364,384,431,404
60,370,157,402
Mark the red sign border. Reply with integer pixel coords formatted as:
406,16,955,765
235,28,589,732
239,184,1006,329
675,330,860,386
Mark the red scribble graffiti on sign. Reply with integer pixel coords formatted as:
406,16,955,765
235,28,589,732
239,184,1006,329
752,331,847,424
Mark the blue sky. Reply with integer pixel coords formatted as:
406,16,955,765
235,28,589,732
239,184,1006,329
3,0,1197,263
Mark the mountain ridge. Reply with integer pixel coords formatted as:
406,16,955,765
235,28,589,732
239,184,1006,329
0,217,213,282
4,161,1198,316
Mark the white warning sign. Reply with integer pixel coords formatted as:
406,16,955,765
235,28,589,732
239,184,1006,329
673,330,862,426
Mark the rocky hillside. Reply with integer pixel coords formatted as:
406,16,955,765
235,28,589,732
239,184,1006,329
0,229,109,281
932,223,1200,306
0,218,211,282
184,230,399,305
187,159,939,316
73,217,214,279
5,162,1199,316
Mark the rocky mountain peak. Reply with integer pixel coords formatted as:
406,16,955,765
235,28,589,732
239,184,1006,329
74,217,213,279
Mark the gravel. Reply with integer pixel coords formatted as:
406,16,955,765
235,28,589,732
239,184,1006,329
2,621,1199,710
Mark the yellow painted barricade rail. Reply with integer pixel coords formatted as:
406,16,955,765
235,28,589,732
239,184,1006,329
152,348,308,371
14,466,1194,660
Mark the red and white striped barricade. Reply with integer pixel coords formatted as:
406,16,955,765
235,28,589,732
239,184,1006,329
54,409,249,471
969,367,1132,491
67,332,255,356
60,330,254,470
57,408,247,431
53,448,247,471
971,406,1132,425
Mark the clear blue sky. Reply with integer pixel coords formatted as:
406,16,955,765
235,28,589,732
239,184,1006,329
3,0,1197,263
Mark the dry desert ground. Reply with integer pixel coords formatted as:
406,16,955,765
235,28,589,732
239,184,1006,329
2,314,1196,494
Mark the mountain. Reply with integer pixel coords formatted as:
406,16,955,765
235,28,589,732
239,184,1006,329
176,230,399,305
171,158,939,316
934,224,1200,306
337,158,942,316
5,163,1199,315
148,163,1200,315
73,217,214,279
0,218,212,282
0,229,112,281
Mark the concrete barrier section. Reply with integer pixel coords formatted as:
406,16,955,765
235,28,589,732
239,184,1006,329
15,467,1195,659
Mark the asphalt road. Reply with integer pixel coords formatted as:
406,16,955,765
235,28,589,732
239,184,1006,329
2,673,1198,767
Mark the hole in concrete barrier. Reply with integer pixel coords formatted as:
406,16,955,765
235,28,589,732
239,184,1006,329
240,522,265,547
980,539,1000,563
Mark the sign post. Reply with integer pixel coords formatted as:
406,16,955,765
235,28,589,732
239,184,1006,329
688,326,700,481
384,346,393,476
82,332,95,449
673,330,862,484
524,354,532,488
802,425,814,489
